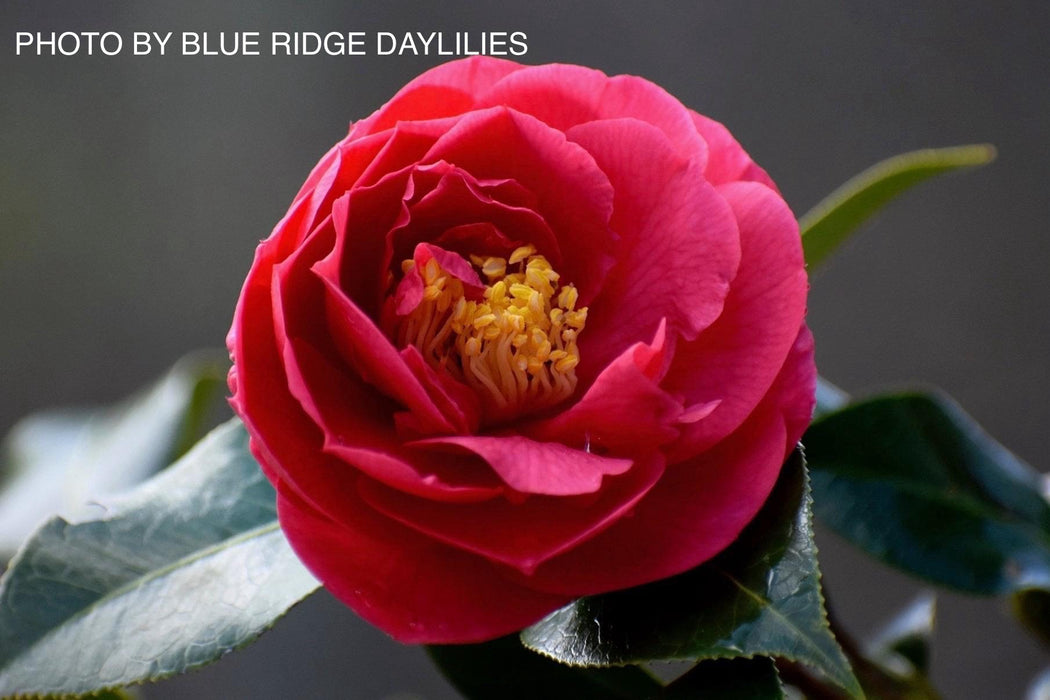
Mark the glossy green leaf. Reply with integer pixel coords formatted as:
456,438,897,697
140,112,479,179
521,450,861,697
0,419,320,697
799,144,996,269
664,657,783,699
806,392,1050,595
0,353,226,554
427,635,662,700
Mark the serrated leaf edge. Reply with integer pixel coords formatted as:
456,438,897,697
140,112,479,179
520,453,863,697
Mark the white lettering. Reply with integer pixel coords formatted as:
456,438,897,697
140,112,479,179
376,31,396,55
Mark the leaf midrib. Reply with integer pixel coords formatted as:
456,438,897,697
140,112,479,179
715,567,859,696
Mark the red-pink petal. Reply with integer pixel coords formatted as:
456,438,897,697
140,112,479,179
355,118,460,189
415,242,484,291
278,487,569,643
393,241,485,317
353,56,524,137
566,118,740,376
525,319,682,453
268,220,492,499
398,345,481,437
665,181,808,459
413,435,633,496
228,235,365,518
521,326,816,596
281,130,401,256
395,164,560,265
477,63,708,168
315,268,459,436
360,454,665,574
421,106,617,305
691,111,777,189
326,169,415,315
392,263,425,316
287,338,499,503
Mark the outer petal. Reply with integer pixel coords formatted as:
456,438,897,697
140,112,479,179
228,234,368,518
665,180,808,460
566,118,740,375
477,63,709,168
277,487,570,643
521,326,816,596
360,454,665,574
280,129,399,255
352,56,524,137
691,111,777,189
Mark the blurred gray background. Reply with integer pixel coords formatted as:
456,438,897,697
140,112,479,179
2,2,1048,697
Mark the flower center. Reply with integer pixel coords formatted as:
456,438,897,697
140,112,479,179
396,244,587,422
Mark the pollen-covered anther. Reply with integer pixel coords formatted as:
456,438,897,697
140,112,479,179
397,244,586,422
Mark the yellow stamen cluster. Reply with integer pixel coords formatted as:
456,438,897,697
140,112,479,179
397,244,587,422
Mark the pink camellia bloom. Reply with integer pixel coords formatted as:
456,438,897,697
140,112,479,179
228,57,815,644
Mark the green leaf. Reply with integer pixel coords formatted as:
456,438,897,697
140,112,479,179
0,353,227,554
0,419,320,697
427,635,662,700
664,657,783,699
799,144,996,269
806,392,1050,596
521,449,861,698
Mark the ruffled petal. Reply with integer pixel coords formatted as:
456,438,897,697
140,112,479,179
520,326,815,595
478,63,708,167
281,130,402,256
422,106,617,306
524,319,682,453
228,232,366,517
353,56,524,137
314,266,460,436
566,118,740,376
278,487,569,643
355,118,460,189
412,435,632,496
399,345,481,435
359,454,665,574
288,338,499,503
269,218,492,500
665,181,808,459
385,162,559,269
691,111,777,189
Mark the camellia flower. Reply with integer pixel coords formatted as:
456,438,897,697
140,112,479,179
228,57,815,644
